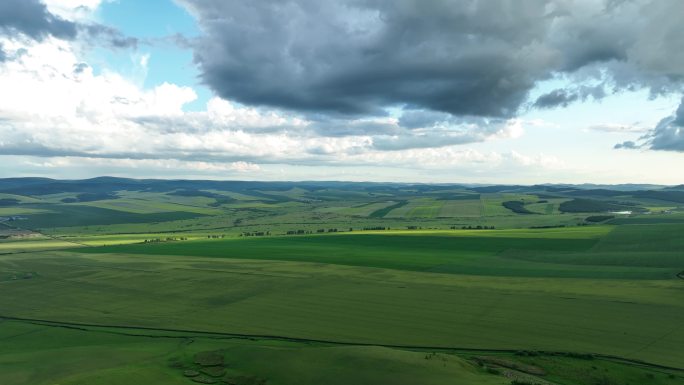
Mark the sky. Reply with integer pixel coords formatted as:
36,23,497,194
0,0,682,184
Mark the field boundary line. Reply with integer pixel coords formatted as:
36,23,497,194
1,314,682,373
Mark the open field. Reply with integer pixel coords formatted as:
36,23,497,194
0,178,683,384
438,198,483,217
6,319,679,385
2,225,682,365
383,198,444,218
75,198,223,215
1,243,683,382
75,226,684,279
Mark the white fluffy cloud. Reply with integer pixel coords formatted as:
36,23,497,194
0,33,545,171
0,38,195,118
43,0,102,21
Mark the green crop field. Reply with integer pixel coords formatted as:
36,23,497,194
0,178,683,385
75,198,223,215
438,199,483,217
318,201,397,217
384,198,444,218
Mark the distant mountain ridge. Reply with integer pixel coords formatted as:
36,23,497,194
0,177,677,200
0,176,672,196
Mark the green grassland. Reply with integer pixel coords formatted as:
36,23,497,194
0,207,53,216
525,198,569,215
0,193,44,204
3,318,680,385
80,226,678,279
384,198,444,218
0,239,682,383
74,198,223,215
12,205,208,229
438,198,483,217
1,179,683,384
0,237,81,253
0,225,680,366
3,182,681,238
0,320,509,385
316,201,397,217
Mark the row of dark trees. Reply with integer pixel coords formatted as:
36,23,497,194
143,237,188,243
316,228,339,233
286,229,308,235
452,225,496,230
362,226,390,230
241,231,270,237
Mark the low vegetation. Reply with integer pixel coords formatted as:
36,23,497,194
0,178,683,385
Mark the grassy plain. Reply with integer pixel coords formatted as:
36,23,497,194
3,318,680,385
1,179,683,384
1,226,681,365
78,226,681,279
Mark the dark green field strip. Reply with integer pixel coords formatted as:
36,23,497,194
427,258,679,279
72,228,684,279
75,233,603,276
559,199,639,213
592,223,684,252
2,316,682,373
502,201,534,214
503,250,683,268
369,200,408,218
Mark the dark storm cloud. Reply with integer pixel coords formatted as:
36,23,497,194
181,0,555,118
179,0,684,123
647,98,684,152
533,85,607,109
613,141,640,150
674,99,684,127
0,0,137,52
534,89,580,109
616,97,684,152
0,0,77,41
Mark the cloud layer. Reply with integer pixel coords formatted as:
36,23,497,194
0,0,77,41
181,0,684,121
0,0,682,182
614,97,684,152
646,97,684,152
